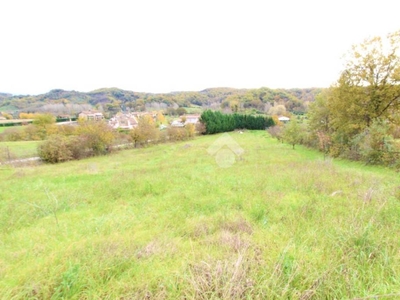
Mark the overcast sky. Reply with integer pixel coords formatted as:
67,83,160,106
1,0,399,95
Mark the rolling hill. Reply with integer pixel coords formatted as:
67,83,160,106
0,87,322,117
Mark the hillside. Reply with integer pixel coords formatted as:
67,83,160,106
0,87,322,117
1,131,399,299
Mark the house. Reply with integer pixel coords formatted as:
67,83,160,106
78,111,104,121
183,114,200,125
108,112,139,129
171,120,185,127
131,111,157,120
278,116,290,123
171,114,200,127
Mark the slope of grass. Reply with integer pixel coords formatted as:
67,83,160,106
185,105,203,114
0,105,18,111
1,131,399,299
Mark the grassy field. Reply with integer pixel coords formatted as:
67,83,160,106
0,141,40,161
185,105,203,114
0,125,24,134
1,131,399,299
0,126,13,133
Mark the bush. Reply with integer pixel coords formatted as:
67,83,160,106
130,116,159,147
267,126,283,141
38,121,118,163
167,127,189,141
38,135,74,163
352,119,397,165
2,128,26,141
185,123,196,138
24,124,42,140
76,121,115,155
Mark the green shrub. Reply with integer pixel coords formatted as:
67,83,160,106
38,122,117,163
3,128,26,141
352,119,398,165
167,127,189,141
38,135,74,163
76,121,115,155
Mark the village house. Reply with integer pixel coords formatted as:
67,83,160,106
278,116,290,123
171,120,185,127
171,114,200,127
78,111,104,121
183,114,200,125
131,111,157,120
108,112,139,130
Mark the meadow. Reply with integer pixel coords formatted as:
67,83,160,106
0,131,399,299
0,125,23,134
0,141,39,161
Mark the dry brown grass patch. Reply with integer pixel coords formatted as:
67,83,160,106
220,217,253,235
185,252,256,300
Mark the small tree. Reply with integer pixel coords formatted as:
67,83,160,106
131,115,159,147
176,107,187,116
33,114,57,139
282,119,305,149
185,123,196,138
156,112,166,124
267,125,283,142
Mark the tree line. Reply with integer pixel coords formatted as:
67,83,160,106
200,110,275,134
37,116,197,164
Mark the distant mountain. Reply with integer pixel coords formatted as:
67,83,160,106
0,87,323,116
0,92,12,98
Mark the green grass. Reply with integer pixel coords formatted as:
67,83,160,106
0,125,24,133
0,105,18,111
0,126,22,133
0,140,40,160
185,105,203,114
1,131,399,299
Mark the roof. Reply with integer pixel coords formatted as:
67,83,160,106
171,120,185,127
109,113,139,129
79,111,103,116
278,116,290,121
182,114,200,125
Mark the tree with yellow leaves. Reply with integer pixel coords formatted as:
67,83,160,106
328,30,400,140
131,115,159,147
156,111,166,124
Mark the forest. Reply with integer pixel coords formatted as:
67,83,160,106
0,87,321,117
